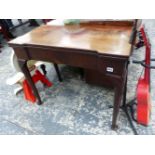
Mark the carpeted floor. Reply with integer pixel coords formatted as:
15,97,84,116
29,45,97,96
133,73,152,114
0,19,155,135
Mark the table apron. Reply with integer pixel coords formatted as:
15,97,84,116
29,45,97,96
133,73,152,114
24,47,98,70
13,46,128,78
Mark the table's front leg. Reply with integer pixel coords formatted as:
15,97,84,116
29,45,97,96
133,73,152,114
111,80,125,129
111,62,128,129
18,59,42,105
97,56,129,129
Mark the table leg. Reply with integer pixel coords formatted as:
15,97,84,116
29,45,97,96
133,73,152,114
79,68,84,80
110,61,129,129
111,84,122,129
122,69,128,107
40,64,47,76
53,63,63,82
18,59,42,105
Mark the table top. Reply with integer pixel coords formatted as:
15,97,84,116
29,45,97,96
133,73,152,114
9,20,134,57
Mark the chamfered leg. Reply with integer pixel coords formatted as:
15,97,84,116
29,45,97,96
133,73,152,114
53,63,63,82
111,80,125,130
40,64,47,76
18,59,42,105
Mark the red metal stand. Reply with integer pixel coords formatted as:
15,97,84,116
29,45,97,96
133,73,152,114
23,70,52,103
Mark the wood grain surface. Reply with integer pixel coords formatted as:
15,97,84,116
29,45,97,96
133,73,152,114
9,20,134,57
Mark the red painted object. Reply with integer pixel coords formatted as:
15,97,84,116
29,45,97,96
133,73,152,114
137,27,151,125
23,70,53,103
23,80,36,102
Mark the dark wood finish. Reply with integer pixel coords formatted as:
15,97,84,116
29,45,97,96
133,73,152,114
18,59,42,105
85,69,114,88
8,20,136,129
53,63,63,82
80,20,134,27
0,25,10,41
40,64,47,75
9,20,133,57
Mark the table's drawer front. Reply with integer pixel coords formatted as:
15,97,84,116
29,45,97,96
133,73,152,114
97,56,128,76
85,69,115,88
26,47,97,70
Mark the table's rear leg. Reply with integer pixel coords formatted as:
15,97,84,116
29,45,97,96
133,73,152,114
53,63,63,82
18,59,42,105
40,64,47,76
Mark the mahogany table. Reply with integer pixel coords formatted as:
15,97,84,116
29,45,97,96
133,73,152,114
9,20,137,129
